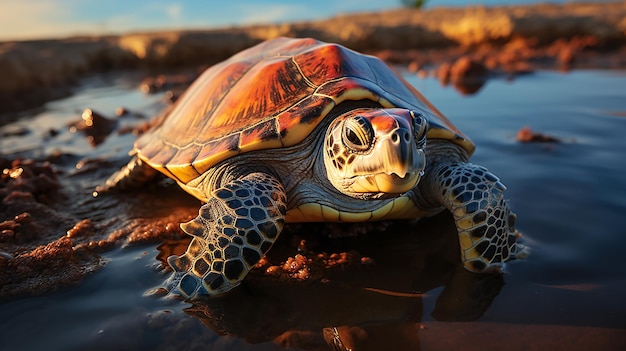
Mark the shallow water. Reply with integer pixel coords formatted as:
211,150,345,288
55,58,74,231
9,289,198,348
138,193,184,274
1,69,626,350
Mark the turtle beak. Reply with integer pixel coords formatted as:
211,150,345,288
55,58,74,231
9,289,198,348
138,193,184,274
381,127,424,179
349,125,425,195
377,127,425,192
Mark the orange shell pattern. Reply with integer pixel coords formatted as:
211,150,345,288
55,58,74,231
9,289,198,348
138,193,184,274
136,37,473,184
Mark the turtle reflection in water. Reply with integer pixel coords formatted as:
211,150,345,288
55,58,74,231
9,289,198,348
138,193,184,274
99,37,528,298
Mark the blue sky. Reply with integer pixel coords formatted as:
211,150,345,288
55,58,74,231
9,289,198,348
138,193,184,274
0,0,607,41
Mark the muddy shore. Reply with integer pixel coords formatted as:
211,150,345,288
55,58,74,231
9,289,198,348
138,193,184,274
1,1,625,114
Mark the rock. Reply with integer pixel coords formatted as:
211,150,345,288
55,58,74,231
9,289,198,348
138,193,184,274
450,56,488,82
517,126,561,143
68,108,118,146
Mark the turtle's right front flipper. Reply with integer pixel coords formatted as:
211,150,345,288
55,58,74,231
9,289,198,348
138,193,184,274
168,172,287,298
96,155,158,193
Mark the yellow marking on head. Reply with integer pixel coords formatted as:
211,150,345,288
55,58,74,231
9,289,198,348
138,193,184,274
374,172,420,194
350,176,380,193
348,173,420,195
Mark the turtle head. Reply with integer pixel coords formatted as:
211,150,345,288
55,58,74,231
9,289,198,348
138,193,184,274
323,108,428,199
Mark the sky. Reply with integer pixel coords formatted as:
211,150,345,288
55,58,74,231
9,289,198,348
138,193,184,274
0,0,611,41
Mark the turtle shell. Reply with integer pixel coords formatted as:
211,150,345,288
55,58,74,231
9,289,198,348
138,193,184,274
136,37,474,184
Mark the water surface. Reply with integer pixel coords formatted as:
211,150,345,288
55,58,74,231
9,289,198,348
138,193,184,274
1,69,625,350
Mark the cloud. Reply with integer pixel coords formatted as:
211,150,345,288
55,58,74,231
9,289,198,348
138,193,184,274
0,0,131,40
234,3,309,25
165,4,183,21
0,1,186,40
0,0,73,40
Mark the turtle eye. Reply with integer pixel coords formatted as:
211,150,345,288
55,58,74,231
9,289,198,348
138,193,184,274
410,111,428,148
342,116,374,152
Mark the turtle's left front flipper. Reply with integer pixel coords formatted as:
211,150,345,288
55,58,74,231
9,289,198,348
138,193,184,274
424,163,528,272
167,172,287,298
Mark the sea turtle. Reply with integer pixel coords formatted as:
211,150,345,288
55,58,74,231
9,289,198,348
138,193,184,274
100,37,526,299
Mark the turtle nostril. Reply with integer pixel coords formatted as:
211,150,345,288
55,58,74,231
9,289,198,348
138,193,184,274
391,131,411,144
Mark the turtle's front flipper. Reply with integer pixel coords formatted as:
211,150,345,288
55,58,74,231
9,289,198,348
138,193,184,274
168,172,286,298
96,155,158,193
426,163,528,272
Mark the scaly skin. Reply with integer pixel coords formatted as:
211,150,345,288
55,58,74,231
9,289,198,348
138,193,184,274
428,162,526,272
167,172,287,298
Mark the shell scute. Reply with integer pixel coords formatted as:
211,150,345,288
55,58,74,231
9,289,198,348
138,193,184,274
147,142,180,180
234,37,318,60
315,77,381,104
240,119,281,152
277,95,335,146
206,57,313,136
151,60,255,151
170,144,203,181
294,43,374,86
191,133,241,177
